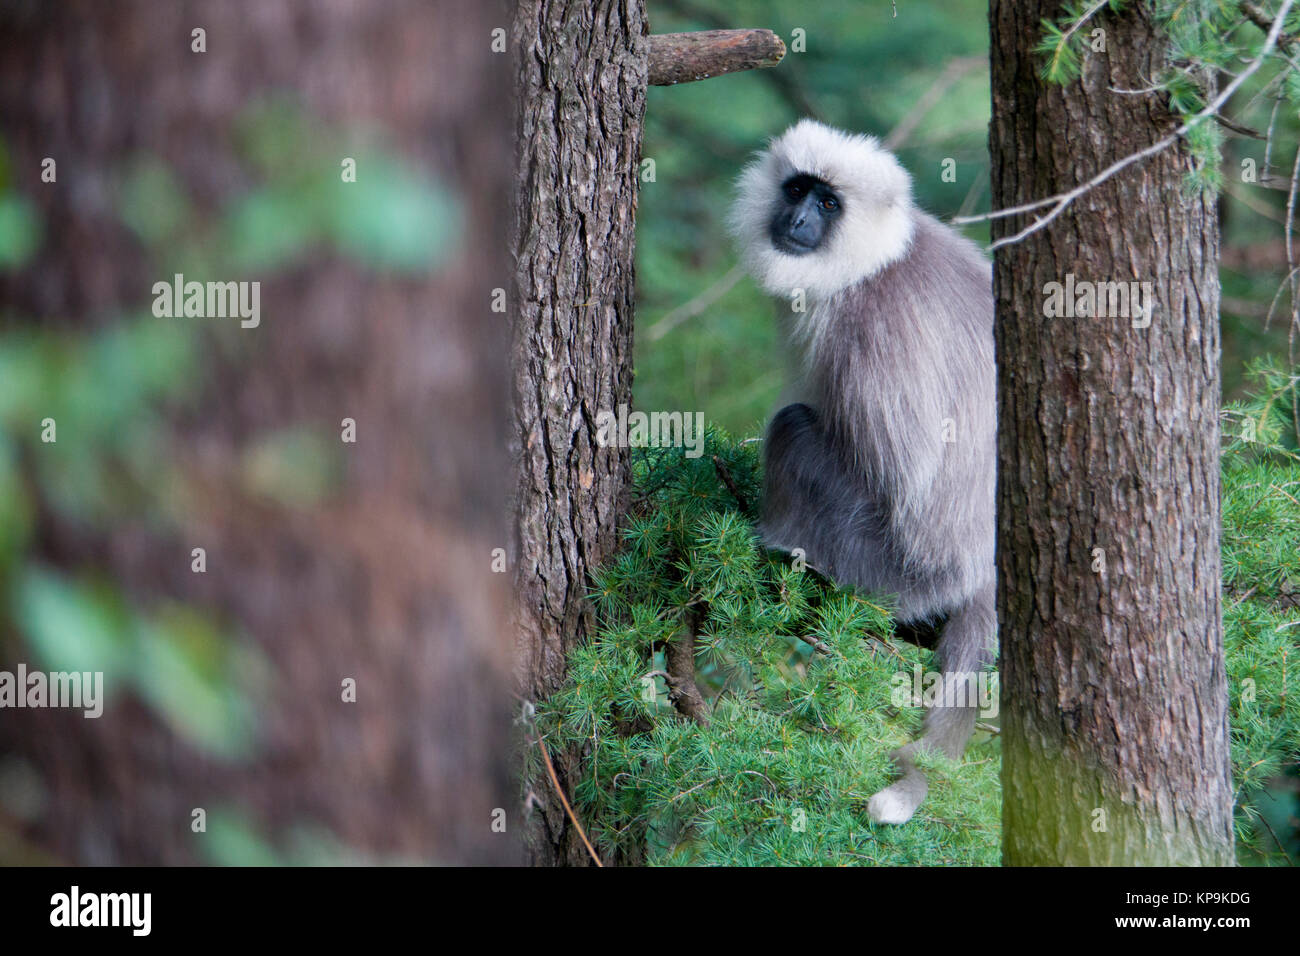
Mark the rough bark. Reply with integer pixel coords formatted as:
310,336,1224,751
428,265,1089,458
990,2,1234,864
0,0,515,865
510,0,647,864
648,30,785,86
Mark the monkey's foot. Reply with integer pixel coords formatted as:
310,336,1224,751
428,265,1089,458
867,772,928,825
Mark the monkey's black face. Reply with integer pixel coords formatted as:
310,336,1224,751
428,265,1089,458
769,174,842,256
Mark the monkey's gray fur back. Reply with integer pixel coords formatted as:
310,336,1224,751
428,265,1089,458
731,120,997,825
762,212,994,620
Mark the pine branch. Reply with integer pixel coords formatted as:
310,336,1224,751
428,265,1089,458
665,607,711,724
712,454,750,513
1239,0,1298,50
796,633,833,655
958,0,1298,251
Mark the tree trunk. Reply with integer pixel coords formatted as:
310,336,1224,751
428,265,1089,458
990,2,1234,864
510,0,647,865
0,0,515,865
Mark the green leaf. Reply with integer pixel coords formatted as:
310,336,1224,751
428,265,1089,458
132,609,257,760
117,159,191,247
11,566,131,678
224,186,320,270
327,161,460,272
240,426,343,507
198,809,281,866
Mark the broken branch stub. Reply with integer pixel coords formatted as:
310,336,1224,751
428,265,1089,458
648,29,786,86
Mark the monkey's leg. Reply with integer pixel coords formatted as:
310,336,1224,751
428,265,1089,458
868,586,995,825
761,403,891,589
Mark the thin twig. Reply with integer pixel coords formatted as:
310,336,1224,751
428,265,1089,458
536,736,604,867
1285,99,1300,438
1045,0,1112,79
955,0,1297,251
1264,89,1285,179
884,55,985,151
646,264,744,341
1215,113,1266,139
1229,586,1258,609
1109,83,1165,95
956,165,989,220
1257,810,1297,865
1226,182,1293,225
712,454,750,512
1240,0,1298,51
795,633,833,655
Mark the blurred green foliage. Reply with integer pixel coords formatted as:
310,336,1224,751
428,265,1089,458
0,195,41,268
0,96,460,854
14,568,263,759
225,99,459,271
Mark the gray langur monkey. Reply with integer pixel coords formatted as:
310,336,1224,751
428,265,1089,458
730,119,996,825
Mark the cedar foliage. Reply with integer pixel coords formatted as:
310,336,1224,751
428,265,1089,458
536,363,1299,865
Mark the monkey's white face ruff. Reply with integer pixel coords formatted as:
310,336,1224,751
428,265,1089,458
730,119,916,301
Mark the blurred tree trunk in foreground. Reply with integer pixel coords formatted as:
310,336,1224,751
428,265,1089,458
990,1,1234,864
511,0,647,865
0,0,516,864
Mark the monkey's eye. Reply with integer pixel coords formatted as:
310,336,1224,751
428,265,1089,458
820,196,838,212
785,183,806,201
